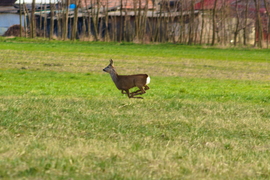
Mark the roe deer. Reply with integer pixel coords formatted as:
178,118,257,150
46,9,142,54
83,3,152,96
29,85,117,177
103,59,150,99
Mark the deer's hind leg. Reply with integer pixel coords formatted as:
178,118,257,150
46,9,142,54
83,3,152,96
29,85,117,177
121,88,142,99
122,89,142,99
131,85,149,95
131,86,146,97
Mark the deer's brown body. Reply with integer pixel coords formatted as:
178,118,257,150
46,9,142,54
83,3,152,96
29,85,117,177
103,59,150,99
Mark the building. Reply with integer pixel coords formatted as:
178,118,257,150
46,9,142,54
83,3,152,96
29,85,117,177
0,0,24,36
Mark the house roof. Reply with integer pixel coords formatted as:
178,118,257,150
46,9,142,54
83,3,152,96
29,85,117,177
194,0,267,13
78,0,154,10
194,0,235,10
0,0,16,6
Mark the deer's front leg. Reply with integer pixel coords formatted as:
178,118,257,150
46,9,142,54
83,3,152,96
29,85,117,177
123,89,134,98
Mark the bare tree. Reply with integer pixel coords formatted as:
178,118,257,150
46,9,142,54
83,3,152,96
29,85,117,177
57,2,63,39
49,0,55,40
119,0,123,41
211,0,218,46
43,2,48,38
141,0,148,43
39,1,43,37
188,0,195,45
104,0,110,41
80,0,87,39
92,0,100,41
134,0,140,40
199,0,205,44
63,0,70,40
71,0,79,40
233,0,240,46
178,0,185,43
254,0,263,47
220,0,231,45
86,0,92,39
154,3,162,42
31,0,36,38
123,5,128,42
263,0,270,47
19,0,22,37
243,0,250,45
23,1,29,37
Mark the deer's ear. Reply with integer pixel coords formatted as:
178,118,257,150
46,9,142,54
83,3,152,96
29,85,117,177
110,59,113,65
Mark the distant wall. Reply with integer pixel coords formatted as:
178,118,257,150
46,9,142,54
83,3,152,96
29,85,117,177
0,13,25,35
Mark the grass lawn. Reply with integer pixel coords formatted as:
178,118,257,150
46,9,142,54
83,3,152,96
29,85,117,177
0,37,270,179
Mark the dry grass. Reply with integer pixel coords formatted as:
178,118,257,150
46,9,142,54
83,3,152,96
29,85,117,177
1,48,269,81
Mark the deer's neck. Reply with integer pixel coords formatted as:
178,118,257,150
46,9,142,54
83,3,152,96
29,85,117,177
109,69,119,84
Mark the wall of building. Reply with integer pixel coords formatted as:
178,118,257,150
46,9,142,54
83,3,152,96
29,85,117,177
0,13,25,35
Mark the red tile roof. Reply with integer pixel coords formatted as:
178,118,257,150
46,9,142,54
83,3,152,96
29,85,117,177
194,0,267,12
194,0,235,10
79,0,154,9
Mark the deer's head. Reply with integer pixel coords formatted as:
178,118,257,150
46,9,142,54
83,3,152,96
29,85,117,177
103,59,114,73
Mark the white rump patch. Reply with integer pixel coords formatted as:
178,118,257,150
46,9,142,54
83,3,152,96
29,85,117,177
146,76,150,85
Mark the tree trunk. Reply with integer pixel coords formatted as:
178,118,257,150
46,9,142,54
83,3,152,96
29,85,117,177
39,1,42,37
199,0,205,44
233,0,240,46
120,0,123,41
87,0,92,39
263,0,270,48
92,0,100,41
23,2,30,37
254,0,263,48
49,0,54,40
31,0,36,38
43,2,47,38
188,0,195,45
71,0,79,40
57,3,62,39
63,0,70,40
243,0,249,45
211,0,217,46
141,0,148,43
19,0,22,37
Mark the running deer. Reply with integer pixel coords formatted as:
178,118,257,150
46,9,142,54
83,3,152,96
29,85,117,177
103,59,150,99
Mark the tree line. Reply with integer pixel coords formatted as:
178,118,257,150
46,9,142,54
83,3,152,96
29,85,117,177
16,0,270,48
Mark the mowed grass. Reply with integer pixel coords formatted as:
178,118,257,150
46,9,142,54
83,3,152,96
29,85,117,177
0,38,270,179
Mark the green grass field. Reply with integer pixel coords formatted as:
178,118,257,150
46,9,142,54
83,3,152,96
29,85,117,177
0,37,270,179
